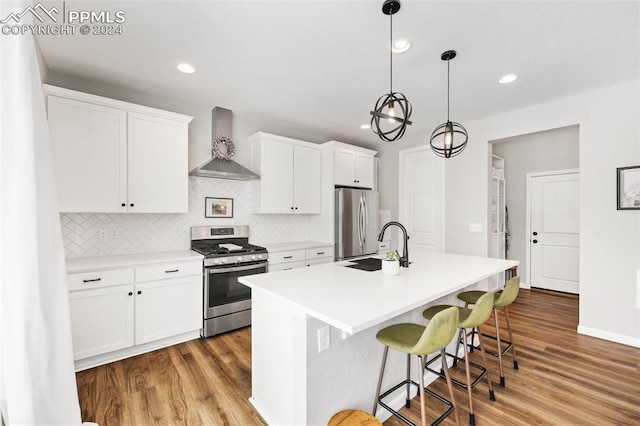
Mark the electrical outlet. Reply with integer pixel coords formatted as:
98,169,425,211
468,223,482,233
98,228,108,240
317,326,330,353
109,228,119,240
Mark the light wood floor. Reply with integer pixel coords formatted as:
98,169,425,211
76,289,640,425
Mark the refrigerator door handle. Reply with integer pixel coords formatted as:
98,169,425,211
362,195,368,246
358,196,364,249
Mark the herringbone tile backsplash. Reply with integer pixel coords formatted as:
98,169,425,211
61,177,310,258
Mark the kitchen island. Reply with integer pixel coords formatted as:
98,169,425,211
239,251,518,425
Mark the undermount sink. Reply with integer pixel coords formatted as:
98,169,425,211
344,257,382,272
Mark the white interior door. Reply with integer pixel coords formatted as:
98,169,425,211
399,147,444,253
528,171,580,293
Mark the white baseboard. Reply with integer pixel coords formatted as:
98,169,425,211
577,325,640,348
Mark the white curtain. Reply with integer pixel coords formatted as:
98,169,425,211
0,1,82,424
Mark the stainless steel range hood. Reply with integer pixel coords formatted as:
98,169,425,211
189,107,259,180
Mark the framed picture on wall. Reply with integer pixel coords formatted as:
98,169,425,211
617,166,640,210
205,197,234,218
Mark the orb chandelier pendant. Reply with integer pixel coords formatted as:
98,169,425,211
370,0,412,143
430,50,468,158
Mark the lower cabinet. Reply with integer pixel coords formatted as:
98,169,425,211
67,257,202,370
268,245,333,272
135,277,201,345
69,284,134,360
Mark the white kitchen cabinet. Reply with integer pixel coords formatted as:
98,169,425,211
44,85,192,213
69,283,135,360
333,144,376,189
134,276,202,345
127,113,189,213
250,132,321,214
67,254,202,371
267,244,333,271
268,248,306,272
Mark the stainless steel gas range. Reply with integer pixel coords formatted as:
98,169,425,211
190,226,268,338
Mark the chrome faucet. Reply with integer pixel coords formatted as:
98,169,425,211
378,221,410,267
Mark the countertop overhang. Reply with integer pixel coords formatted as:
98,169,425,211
239,251,518,335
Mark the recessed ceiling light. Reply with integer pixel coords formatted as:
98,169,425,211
177,63,195,74
499,74,518,84
360,124,370,130
391,39,412,53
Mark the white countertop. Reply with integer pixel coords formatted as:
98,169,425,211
239,251,518,334
256,240,333,253
66,250,203,273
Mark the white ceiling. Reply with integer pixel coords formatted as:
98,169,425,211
36,0,640,148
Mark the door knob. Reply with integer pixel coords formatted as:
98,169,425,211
532,239,538,244
532,231,538,236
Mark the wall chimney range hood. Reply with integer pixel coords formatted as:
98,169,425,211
189,107,259,180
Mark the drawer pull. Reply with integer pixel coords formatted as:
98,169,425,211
283,256,293,259
165,269,179,273
316,251,325,255
283,267,293,271
82,278,101,283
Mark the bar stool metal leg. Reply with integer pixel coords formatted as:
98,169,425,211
503,306,519,370
372,346,389,415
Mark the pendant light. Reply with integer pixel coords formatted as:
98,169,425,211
430,50,468,158
370,0,412,142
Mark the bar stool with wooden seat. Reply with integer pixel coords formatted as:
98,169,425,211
373,306,461,426
457,276,520,387
422,292,496,425
328,409,382,425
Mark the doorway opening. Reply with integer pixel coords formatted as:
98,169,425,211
489,125,580,293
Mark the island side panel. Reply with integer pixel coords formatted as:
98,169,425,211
250,288,308,425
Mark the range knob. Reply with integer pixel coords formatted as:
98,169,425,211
250,255,257,261
221,258,228,264
213,258,220,264
257,254,263,260
237,256,243,262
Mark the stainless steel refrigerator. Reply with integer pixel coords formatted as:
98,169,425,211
335,188,379,260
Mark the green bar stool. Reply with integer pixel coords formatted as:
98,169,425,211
457,276,521,387
422,292,496,425
373,306,461,426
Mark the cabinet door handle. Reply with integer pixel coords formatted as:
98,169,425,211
291,206,294,210
82,278,101,283
165,269,179,273
137,290,142,295
283,256,293,259
121,203,126,207
128,292,133,296
130,203,134,207
294,207,298,210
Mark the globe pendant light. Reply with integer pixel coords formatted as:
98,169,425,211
430,50,468,158
370,0,412,142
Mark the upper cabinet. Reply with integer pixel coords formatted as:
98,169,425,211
327,141,377,189
250,132,322,214
44,85,193,213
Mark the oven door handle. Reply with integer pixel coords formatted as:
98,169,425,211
208,262,268,274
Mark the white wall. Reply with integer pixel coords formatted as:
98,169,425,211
492,126,579,285
378,79,640,345
448,80,640,345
